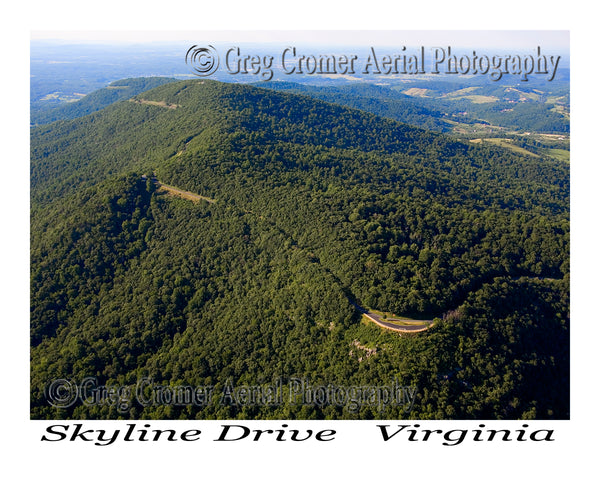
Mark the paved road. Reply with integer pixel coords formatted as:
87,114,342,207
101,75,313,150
353,303,433,333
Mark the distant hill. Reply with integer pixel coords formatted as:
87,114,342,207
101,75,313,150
259,79,570,134
258,81,457,132
30,77,179,126
30,79,569,421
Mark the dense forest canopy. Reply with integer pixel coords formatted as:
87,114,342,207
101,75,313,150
30,79,569,420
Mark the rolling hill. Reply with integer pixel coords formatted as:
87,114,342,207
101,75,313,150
30,77,179,126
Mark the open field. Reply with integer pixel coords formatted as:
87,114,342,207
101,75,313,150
457,95,498,104
542,148,570,162
402,87,429,97
469,138,540,157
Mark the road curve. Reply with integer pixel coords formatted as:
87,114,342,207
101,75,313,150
353,303,433,333
361,312,433,333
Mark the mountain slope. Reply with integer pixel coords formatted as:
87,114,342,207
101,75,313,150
257,79,570,134
30,79,569,420
258,81,456,132
30,76,179,126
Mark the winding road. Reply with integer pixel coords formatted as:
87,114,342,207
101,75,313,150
353,303,434,333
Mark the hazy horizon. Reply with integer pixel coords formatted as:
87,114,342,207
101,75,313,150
30,30,570,54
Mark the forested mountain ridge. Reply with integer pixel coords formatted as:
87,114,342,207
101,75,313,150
31,80,567,208
30,77,179,126
258,79,570,134
257,81,454,132
30,79,569,420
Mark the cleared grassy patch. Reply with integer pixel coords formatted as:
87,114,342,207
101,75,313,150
542,148,570,163
470,138,540,157
444,86,480,97
451,123,506,135
402,87,429,97
443,88,498,104
129,98,181,109
462,95,498,104
158,184,216,203
505,87,541,101
365,307,432,324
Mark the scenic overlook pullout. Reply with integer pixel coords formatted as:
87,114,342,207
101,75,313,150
30,34,570,420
